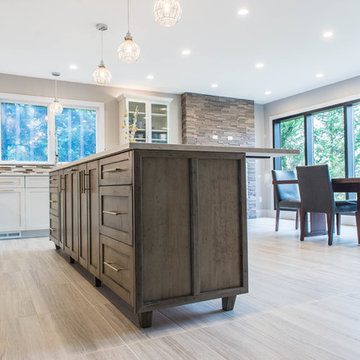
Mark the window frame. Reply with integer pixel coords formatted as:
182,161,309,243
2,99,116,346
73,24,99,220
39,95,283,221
272,98,360,180
0,93,104,165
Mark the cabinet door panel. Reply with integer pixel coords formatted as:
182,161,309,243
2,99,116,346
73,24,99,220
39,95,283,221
50,215,59,245
0,189,24,231
25,188,49,230
87,161,100,277
64,168,79,260
78,164,88,268
99,153,132,186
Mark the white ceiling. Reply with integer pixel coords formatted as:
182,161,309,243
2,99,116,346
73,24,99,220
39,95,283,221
1,0,359,103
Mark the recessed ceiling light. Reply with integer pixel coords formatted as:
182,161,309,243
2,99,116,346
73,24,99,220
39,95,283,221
316,73,324,78
323,31,334,39
255,62,264,69
238,8,249,16
146,74,154,80
69,64,78,70
182,49,191,56
264,90,272,95
211,83,218,88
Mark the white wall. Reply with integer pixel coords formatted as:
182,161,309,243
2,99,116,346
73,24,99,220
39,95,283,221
0,73,182,150
256,75,360,217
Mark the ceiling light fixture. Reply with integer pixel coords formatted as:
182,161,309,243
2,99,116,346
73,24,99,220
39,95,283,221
147,74,154,80
211,83,219,88
93,23,112,85
316,73,324,78
182,49,191,56
69,64,78,70
49,72,63,115
255,62,264,69
154,0,182,27
264,90,272,95
323,31,334,38
118,0,140,64
238,8,249,16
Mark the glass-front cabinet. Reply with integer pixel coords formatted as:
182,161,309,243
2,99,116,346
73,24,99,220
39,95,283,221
119,95,172,144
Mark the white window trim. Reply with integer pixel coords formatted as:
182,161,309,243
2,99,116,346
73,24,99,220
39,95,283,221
0,92,104,165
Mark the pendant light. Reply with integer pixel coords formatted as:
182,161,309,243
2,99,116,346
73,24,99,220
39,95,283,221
118,0,140,64
153,0,182,27
49,72,63,115
93,23,112,85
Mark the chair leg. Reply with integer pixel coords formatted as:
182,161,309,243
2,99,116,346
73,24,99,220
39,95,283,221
275,208,280,231
336,213,341,235
295,209,299,230
327,213,334,246
300,210,306,241
356,212,360,245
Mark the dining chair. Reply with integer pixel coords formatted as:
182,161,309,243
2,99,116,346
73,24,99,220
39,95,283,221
296,165,357,245
272,170,301,231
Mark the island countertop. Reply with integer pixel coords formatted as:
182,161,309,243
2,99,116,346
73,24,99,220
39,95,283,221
50,143,298,172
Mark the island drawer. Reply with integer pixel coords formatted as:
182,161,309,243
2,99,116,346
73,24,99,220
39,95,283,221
49,188,59,216
99,185,132,246
99,152,132,186
100,234,133,306
49,173,59,188
49,215,59,243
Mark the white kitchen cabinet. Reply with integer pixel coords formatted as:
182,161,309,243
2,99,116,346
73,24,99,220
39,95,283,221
25,187,49,230
0,175,49,237
119,94,173,144
0,187,25,232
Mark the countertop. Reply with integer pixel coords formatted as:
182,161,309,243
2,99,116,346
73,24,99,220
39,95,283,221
50,143,299,172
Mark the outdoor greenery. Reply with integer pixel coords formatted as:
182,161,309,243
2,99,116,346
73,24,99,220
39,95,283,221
313,107,345,178
1,103,48,161
353,103,360,177
0,102,96,163
280,116,305,170
56,108,96,162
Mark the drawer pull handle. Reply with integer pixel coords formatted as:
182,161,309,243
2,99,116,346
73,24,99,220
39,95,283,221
104,262,125,272
70,169,78,172
0,181,14,184
103,167,127,173
50,200,58,203
103,210,128,216
0,189,14,192
49,227,55,232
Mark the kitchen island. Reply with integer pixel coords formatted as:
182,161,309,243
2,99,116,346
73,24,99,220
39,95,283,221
49,143,297,327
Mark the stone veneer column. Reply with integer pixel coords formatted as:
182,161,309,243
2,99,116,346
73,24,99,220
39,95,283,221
181,92,256,218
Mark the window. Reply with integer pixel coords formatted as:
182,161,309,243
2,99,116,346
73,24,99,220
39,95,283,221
312,107,345,178
55,108,96,162
0,95,103,164
1,102,48,162
273,100,360,187
352,103,360,177
275,116,305,170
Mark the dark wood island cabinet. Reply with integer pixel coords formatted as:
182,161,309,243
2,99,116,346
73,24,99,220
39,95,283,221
49,144,292,327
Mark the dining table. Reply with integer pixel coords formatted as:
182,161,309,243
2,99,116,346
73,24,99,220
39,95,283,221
272,177,360,242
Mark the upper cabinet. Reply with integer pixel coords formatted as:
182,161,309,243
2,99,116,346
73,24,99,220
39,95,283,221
119,95,173,145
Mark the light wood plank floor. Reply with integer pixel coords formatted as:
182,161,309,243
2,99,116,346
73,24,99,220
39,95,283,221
0,218,360,359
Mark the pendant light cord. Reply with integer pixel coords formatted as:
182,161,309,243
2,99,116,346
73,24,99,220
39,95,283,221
54,79,58,101
101,30,104,63
127,0,130,33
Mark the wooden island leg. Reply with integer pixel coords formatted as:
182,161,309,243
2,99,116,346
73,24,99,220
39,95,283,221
138,311,153,328
222,295,237,311
55,244,60,250
94,277,101,287
69,257,75,264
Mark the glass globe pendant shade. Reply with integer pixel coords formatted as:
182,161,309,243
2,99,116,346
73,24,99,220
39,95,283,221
49,100,63,115
153,0,182,27
93,62,112,85
117,33,140,64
